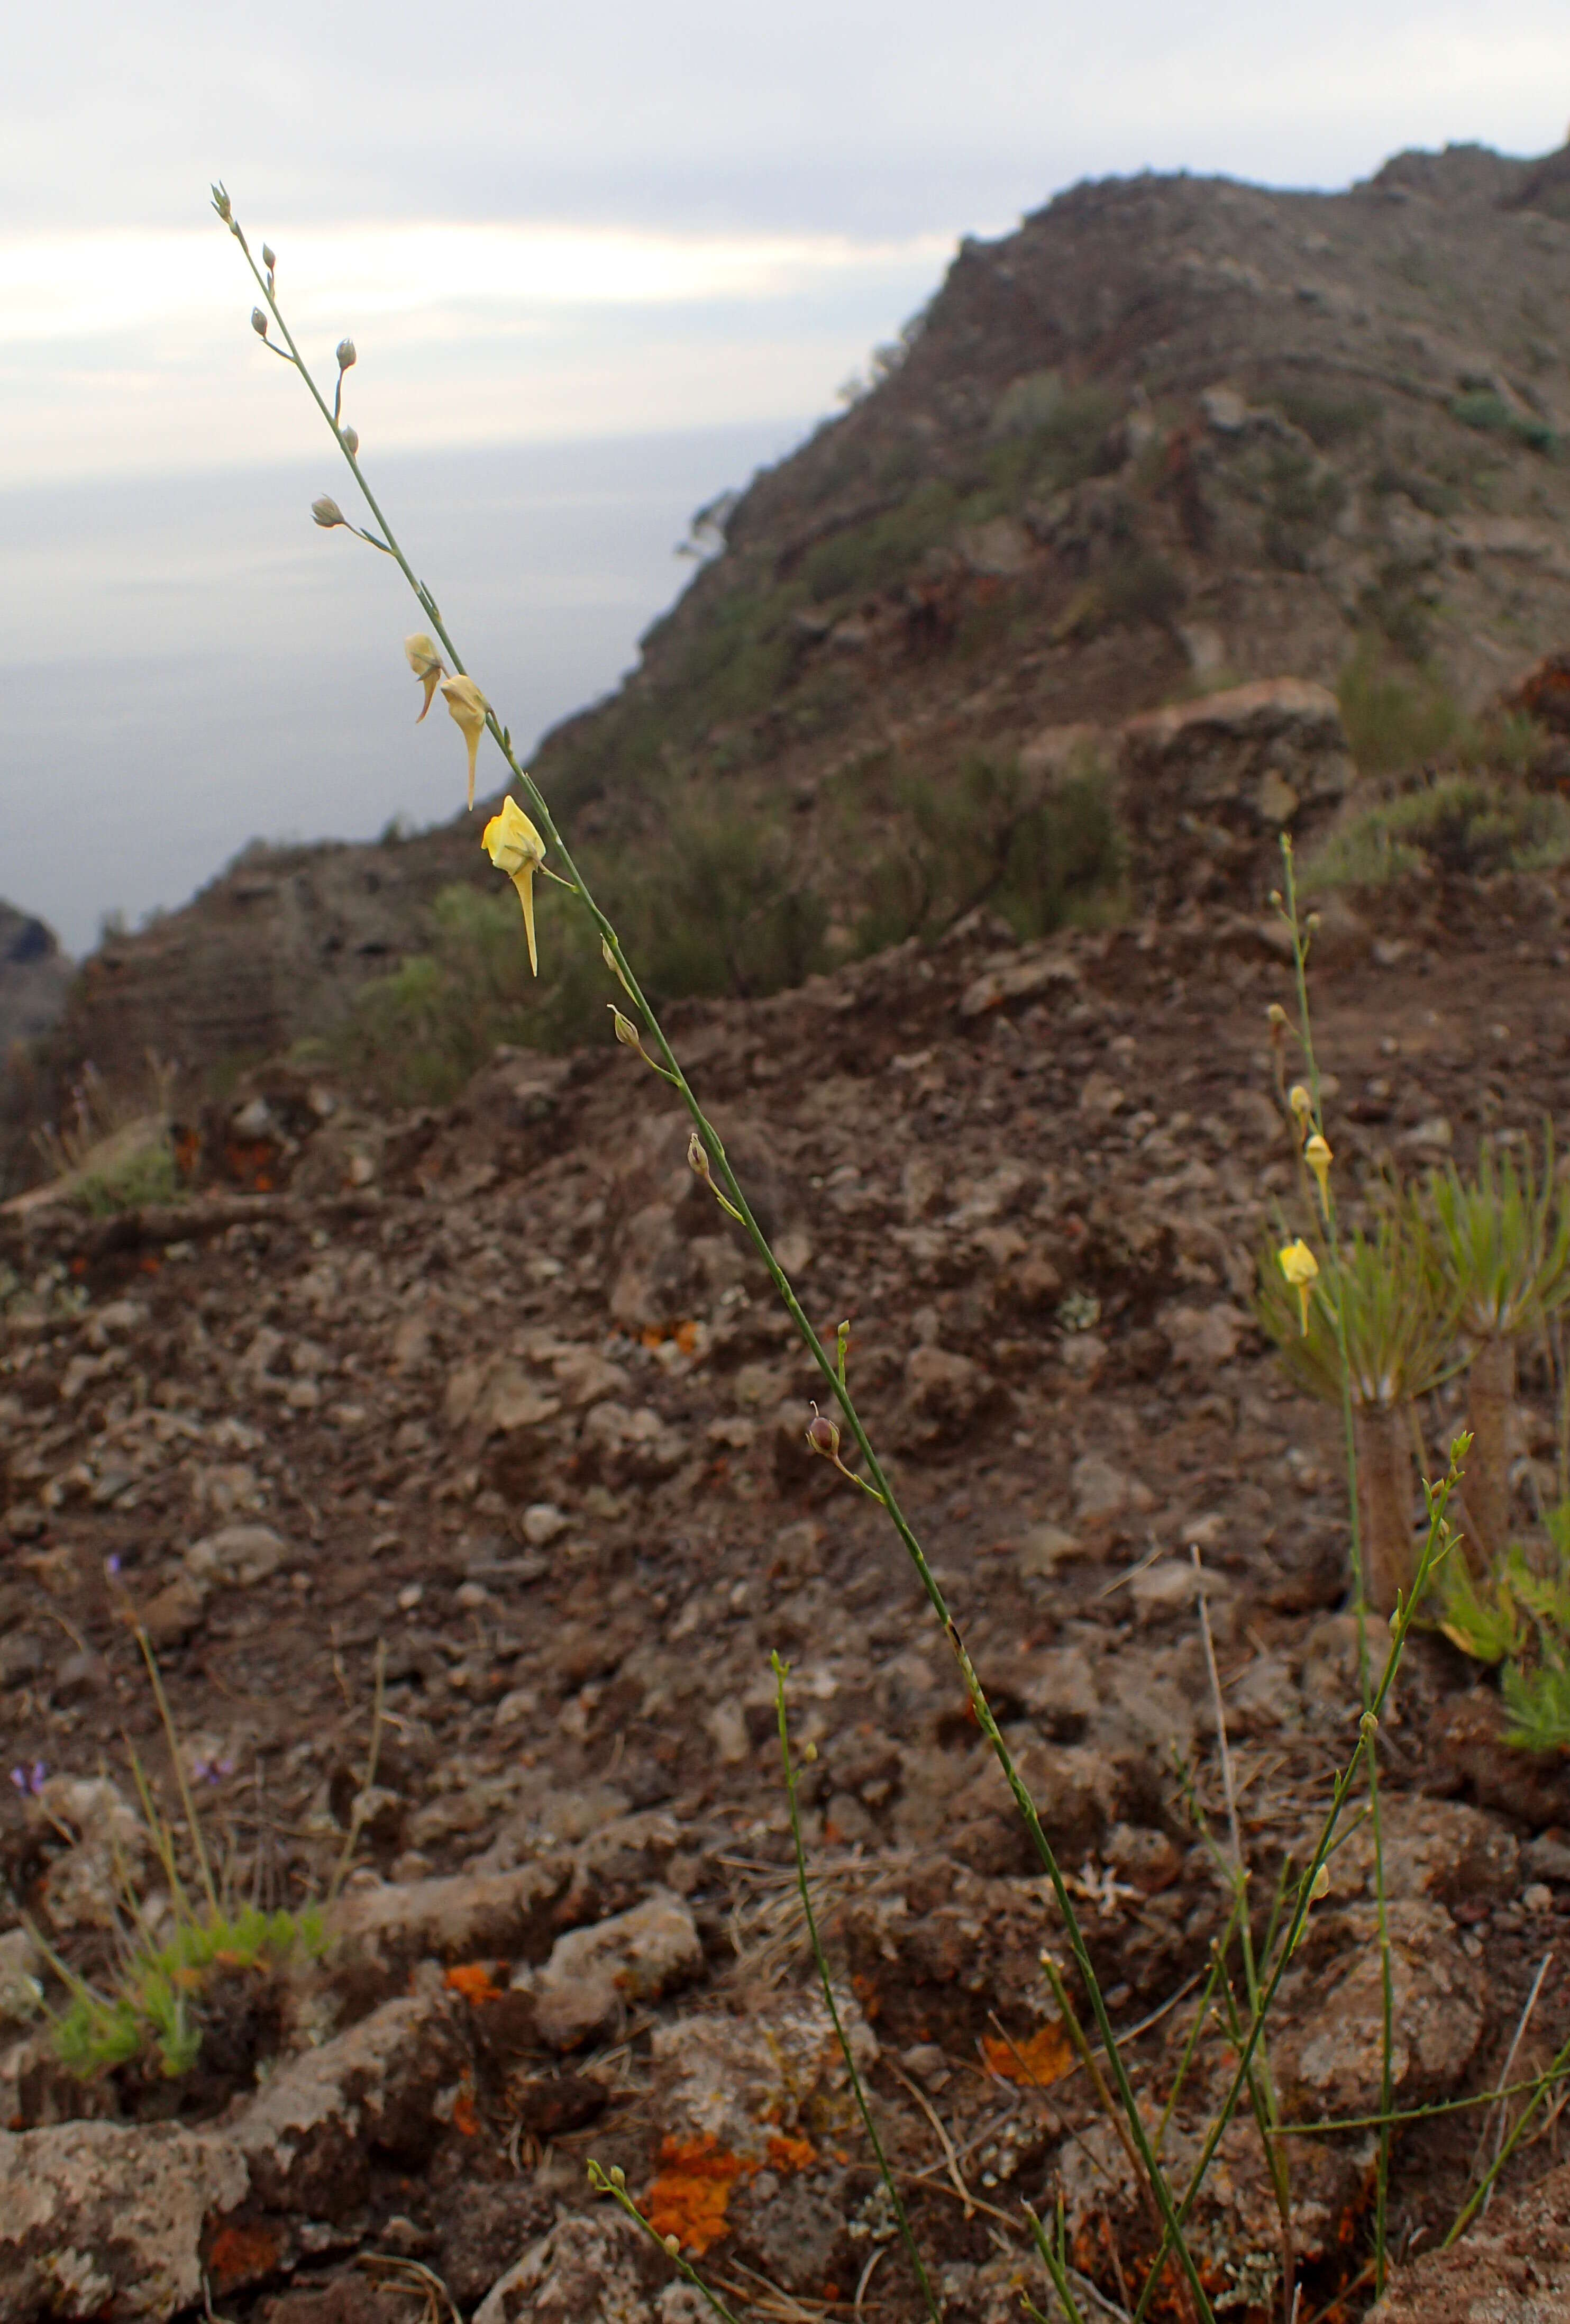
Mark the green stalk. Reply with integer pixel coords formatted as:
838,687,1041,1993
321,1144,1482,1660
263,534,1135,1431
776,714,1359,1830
1128,1454,1463,2322
1277,838,1395,2298
773,1657,940,2323
218,188,1217,2321
1445,2023,1570,2246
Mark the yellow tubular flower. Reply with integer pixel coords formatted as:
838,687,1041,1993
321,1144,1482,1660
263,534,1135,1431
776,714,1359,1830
481,796,546,974
440,673,490,810
403,633,446,722
1304,1133,1333,1205
1278,1238,1320,1335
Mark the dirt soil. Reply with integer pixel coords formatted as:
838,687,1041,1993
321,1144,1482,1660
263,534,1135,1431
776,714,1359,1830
5,869,1570,2322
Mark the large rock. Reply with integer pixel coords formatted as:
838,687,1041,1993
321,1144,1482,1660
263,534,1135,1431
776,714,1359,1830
0,2121,245,2324
0,1994,463,2319
1272,1898,1485,2118
327,1860,573,1999
1117,677,1352,910
1366,2156,1570,2321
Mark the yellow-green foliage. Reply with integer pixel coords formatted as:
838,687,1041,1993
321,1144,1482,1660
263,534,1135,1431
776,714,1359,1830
1308,776,1570,889
1437,1505,1570,1750
51,1904,326,2080
1337,643,1467,776
1429,1133,1570,1339
1256,1203,1458,1409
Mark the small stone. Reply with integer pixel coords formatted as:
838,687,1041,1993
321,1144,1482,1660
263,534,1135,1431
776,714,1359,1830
522,1502,569,1548
532,1891,704,2053
0,1927,43,2027
1523,1882,1556,1915
141,1573,207,1649
184,1523,288,1589
1017,1522,1082,1579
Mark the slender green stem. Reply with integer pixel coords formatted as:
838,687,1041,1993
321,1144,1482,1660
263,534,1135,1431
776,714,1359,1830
1024,2201,1090,2324
1277,2064,1570,2138
1128,1460,1462,2322
773,1657,941,2323
220,190,1218,2318
1277,836,1395,2298
1445,2023,1570,2245
586,2164,749,2324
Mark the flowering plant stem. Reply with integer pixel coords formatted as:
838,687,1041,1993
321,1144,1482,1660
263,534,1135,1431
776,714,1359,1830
773,1656,941,2323
1275,836,1395,2298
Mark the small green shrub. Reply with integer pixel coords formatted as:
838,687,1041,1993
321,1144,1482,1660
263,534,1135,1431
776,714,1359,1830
1263,447,1347,570
801,483,960,603
73,1140,178,1216
1438,1506,1570,1751
854,753,1124,951
1307,776,1570,890
52,1905,327,2080
1273,384,1382,449
1449,391,1558,458
1338,641,1466,775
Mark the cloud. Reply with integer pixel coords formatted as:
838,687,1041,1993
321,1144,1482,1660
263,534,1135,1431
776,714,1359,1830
0,219,950,483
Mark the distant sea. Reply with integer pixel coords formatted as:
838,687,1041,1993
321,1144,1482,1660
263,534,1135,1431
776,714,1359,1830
4,423,805,957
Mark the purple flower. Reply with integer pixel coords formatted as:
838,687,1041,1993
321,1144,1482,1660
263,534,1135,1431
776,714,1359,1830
9,1762,46,1798
106,1554,122,1576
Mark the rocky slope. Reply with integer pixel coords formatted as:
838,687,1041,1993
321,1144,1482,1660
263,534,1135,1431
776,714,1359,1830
4,855,1570,2320
20,136,1570,1142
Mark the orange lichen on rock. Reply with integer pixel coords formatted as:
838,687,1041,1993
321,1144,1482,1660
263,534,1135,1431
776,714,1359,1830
765,2131,817,2174
644,2132,755,2256
981,2019,1075,2086
443,1960,505,2004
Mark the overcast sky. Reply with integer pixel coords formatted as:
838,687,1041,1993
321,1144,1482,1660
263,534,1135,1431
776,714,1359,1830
5,1,1569,950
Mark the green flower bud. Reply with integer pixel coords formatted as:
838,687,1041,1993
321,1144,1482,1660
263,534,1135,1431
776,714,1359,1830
251,308,269,338
336,338,357,371
311,496,346,529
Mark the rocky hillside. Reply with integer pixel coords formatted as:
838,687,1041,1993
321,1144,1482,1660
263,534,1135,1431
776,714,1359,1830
19,136,1570,1152
5,859,1570,2319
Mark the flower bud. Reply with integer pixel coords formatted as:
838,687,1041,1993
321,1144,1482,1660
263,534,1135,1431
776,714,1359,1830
611,1008,642,1052
261,243,276,272
610,2165,626,2190
1277,1238,1319,1335
805,1403,841,1460
688,1131,713,1185
1309,1863,1329,1902
1266,1003,1289,1029
1304,1133,1332,1204
663,2235,680,2257
341,425,359,456
212,185,233,222
311,496,346,529
251,307,269,338
336,338,357,371
1288,1084,1313,1125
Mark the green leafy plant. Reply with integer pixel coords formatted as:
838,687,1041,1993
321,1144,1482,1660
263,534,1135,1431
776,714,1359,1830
1336,639,1465,775
49,1905,327,2080
1258,1200,1460,1611
1430,1133,1570,1563
852,750,1124,951
1437,1504,1570,1751
1449,389,1558,458
1308,776,1570,891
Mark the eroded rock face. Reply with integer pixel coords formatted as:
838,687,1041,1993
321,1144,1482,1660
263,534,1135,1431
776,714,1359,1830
1272,1898,1486,2118
0,2120,244,2324
1117,678,1352,911
1367,2157,1570,2321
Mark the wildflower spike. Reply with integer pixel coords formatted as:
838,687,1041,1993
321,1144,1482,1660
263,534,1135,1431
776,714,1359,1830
480,795,546,974
1277,1238,1319,1335
440,673,489,811
403,633,446,722
311,496,346,529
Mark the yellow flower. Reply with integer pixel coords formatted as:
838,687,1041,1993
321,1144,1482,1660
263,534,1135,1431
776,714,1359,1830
480,795,546,974
1277,1238,1320,1335
403,633,446,723
440,673,490,810
1288,1084,1314,1127
1303,1133,1333,1205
